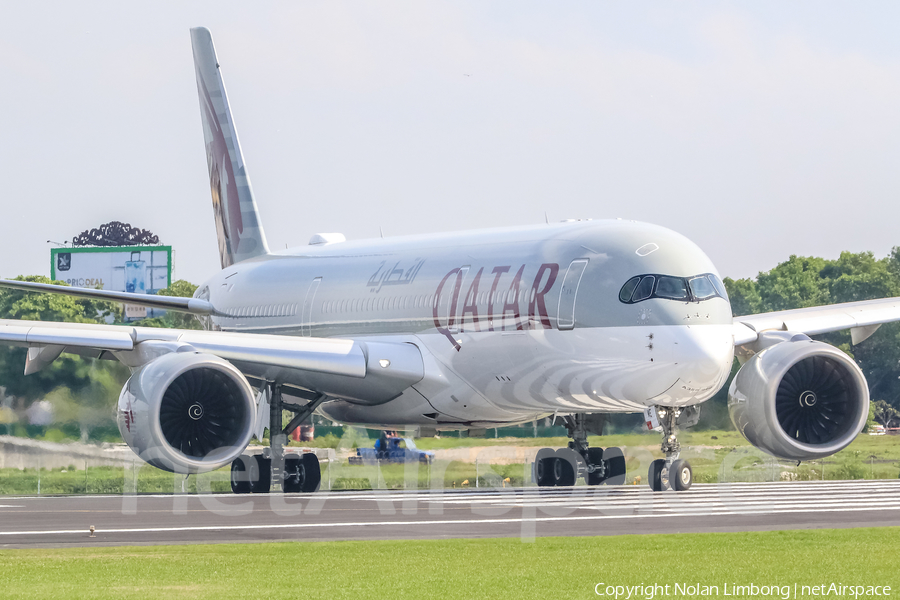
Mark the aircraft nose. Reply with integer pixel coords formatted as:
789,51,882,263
672,325,734,401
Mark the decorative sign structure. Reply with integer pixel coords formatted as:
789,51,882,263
72,221,160,248
51,222,172,320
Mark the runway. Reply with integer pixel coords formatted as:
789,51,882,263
1,479,899,548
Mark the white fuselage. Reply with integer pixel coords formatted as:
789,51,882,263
197,219,735,428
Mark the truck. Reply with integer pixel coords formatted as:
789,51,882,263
349,433,435,465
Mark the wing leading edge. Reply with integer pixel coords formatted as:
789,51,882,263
0,278,215,315
0,318,426,405
733,297,900,347
0,319,365,377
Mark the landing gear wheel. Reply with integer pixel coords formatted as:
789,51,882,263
230,455,252,494
586,447,604,485
282,454,303,493
250,455,271,493
534,448,557,487
553,448,578,487
648,458,665,492
300,452,321,493
670,459,692,491
602,447,627,486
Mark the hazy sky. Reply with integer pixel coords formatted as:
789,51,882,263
2,2,898,285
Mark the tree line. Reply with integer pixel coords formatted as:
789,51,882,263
0,277,199,441
715,248,900,429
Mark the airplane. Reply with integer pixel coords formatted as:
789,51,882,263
1,26,899,494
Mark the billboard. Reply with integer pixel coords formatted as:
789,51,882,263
50,246,173,319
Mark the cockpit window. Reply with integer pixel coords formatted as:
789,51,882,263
655,276,688,300
619,276,641,303
688,275,716,300
709,274,728,300
632,276,655,302
619,272,727,304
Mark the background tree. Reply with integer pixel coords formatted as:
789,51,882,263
871,400,900,428
703,249,900,429
0,276,128,439
132,280,202,330
721,277,761,317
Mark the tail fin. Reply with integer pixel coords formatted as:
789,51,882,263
190,27,269,269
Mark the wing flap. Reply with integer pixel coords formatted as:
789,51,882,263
175,331,366,377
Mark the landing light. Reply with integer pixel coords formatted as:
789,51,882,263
379,359,391,368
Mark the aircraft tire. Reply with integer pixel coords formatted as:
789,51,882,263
554,448,579,487
534,448,557,487
649,459,665,492
670,459,692,491
230,455,252,494
301,452,321,493
250,455,271,493
602,447,627,486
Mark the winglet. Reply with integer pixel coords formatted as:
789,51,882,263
190,27,270,269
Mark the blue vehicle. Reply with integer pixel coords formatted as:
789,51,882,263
349,433,434,465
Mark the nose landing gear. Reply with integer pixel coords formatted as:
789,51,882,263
646,406,695,492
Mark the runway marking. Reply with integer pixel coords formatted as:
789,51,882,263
2,481,898,541
1,505,899,537
5,480,899,502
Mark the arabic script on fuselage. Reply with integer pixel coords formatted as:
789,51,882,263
367,258,426,293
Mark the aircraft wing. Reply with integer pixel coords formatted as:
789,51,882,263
0,278,215,315
733,297,900,347
0,318,369,377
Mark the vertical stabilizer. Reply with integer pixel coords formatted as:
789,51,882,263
190,27,269,268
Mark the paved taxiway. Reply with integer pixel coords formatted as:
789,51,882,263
1,479,899,548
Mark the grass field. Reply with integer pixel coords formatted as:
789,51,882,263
1,431,898,494
0,529,897,599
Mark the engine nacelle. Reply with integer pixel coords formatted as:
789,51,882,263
728,339,868,461
117,352,256,473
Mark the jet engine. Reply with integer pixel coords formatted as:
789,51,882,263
117,351,256,473
728,338,868,461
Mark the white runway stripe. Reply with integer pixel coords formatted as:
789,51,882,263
0,503,897,537
0,480,898,537
6,480,898,502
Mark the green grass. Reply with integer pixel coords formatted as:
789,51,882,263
2,431,898,495
0,529,897,599
0,460,525,494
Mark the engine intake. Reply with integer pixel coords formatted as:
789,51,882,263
118,352,256,473
728,339,868,461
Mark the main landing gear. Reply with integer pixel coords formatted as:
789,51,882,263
533,414,626,487
532,409,696,492
646,406,693,492
230,383,326,494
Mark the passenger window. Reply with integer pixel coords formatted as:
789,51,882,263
619,276,641,303
689,276,716,300
633,276,655,302
656,276,688,300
